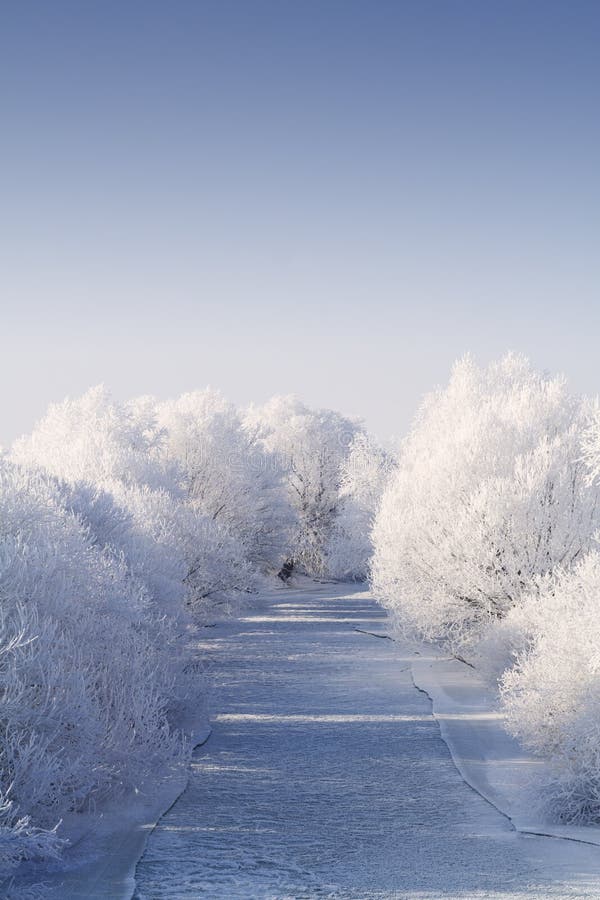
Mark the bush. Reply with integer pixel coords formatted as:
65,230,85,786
0,459,186,872
500,553,600,823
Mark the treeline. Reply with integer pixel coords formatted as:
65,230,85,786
372,353,600,824
0,387,388,872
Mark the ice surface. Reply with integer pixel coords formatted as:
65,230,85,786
412,654,600,846
135,584,600,899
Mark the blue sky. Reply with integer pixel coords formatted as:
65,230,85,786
1,1,599,443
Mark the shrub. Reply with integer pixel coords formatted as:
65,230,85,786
0,460,186,872
500,554,600,823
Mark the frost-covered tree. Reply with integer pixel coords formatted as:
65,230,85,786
0,459,187,875
12,386,252,613
155,390,295,574
500,553,600,823
371,354,599,648
491,409,600,824
245,396,361,576
12,385,172,490
325,433,394,581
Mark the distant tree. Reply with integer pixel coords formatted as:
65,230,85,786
245,396,361,576
325,432,394,581
12,384,172,490
155,389,296,574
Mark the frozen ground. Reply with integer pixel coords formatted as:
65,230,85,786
134,584,600,899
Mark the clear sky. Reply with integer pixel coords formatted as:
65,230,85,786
1,0,599,445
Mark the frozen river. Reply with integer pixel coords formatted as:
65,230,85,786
134,584,600,899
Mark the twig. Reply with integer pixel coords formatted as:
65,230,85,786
354,627,394,641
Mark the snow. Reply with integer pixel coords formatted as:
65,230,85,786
412,654,600,846
134,584,600,898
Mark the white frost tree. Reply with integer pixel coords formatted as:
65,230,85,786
500,553,600,824
155,390,295,574
0,459,186,876
371,354,599,649
245,396,361,577
12,386,253,615
325,433,394,581
492,405,600,825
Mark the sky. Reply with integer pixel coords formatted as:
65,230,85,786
1,0,599,445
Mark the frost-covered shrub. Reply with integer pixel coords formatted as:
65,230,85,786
245,396,361,576
0,460,186,873
492,405,600,824
500,554,600,823
371,354,599,649
12,385,172,491
325,433,393,581
12,386,183,607
12,386,252,612
155,390,295,574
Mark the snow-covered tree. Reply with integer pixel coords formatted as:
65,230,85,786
245,396,361,576
0,459,187,874
12,385,172,491
12,386,252,613
492,410,600,824
500,553,600,823
371,354,599,648
325,433,394,581
155,390,295,574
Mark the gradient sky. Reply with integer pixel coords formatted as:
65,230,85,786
1,0,599,445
